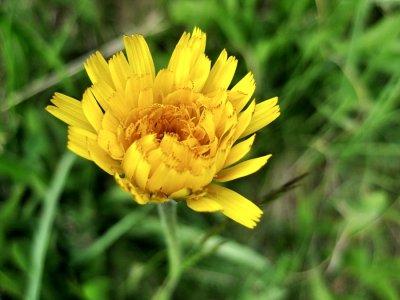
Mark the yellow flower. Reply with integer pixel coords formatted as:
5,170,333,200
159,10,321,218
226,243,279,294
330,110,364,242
46,28,280,228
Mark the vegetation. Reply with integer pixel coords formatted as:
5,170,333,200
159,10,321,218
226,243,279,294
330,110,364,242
1,0,399,299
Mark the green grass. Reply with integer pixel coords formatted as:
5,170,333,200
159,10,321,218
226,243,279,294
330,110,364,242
1,0,400,299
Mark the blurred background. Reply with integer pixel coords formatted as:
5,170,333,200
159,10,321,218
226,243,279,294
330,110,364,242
1,0,400,299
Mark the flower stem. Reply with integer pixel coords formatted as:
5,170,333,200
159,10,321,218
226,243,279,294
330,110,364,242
153,201,181,300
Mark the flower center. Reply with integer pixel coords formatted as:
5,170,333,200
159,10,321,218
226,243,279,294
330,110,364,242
120,102,212,155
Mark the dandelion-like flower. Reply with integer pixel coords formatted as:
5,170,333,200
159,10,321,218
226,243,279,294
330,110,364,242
46,28,280,228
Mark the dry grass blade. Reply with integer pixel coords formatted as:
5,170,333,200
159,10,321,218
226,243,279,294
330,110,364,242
259,172,309,205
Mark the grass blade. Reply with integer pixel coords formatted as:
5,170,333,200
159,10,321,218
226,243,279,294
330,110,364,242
24,152,75,300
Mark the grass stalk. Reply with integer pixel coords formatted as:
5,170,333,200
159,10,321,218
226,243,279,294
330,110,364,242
24,152,75,300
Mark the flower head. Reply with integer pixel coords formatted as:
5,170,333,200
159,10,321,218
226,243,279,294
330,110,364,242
46,28,280,228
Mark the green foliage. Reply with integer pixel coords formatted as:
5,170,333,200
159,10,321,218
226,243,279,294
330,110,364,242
1,0,399,299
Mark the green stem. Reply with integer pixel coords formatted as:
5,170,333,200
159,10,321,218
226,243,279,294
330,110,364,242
153,201,181,300
25,152,75,300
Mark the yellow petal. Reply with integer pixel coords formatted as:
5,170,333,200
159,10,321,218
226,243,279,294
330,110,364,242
108,52,131,92
153,69,175,103
163,88,200,107
125,75,154,108
114,173,150,205
170,188,190,199
97,129,125,160
170,46,192,89
101,111,120,132
168,31,190,69
123,143,141,180
232,100,255,141
188,27,207,59
90,82,114,111
125,76,140,108
212,93,234,138
142,135,216,194
107,91,130,121
197,90,232,139
215,148,230,173
187,169,216,192
168,29,205,69
122,141,152,191
229,72,255,112
240,97,280,138
67,126,121,174
138,88,153,108
87,140,121,175
187,195,223,212
204,184,263,228
188,29,209,88
167,31,191,88
216,154,271,182
147,162,187,195
67,126,96,160
198,109,216,142
84,51,114,88
46,93,93,132
202,50,237,94
123,35,155,78
167,28,209,92
82,89,103,132
146,138,188,194
223,134,256,168
190,54,211,92
133,158,152,191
